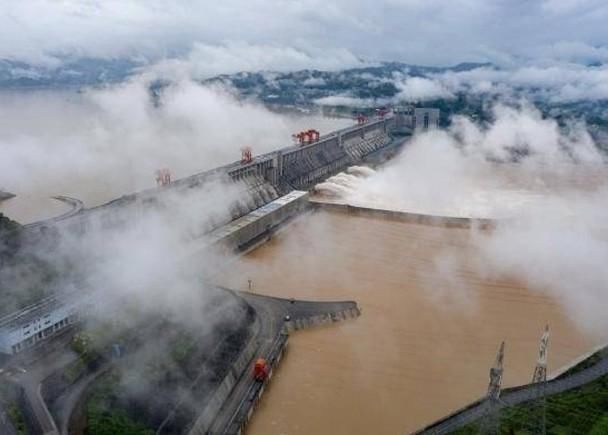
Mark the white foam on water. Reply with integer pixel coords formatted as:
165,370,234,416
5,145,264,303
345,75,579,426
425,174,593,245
346,165,376,177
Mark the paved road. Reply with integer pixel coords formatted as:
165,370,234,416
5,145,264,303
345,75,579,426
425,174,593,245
4,334,77,435
53,364,111,435
24,195,84,229
20,377,59,435
414,356,608,434
15,349,79,435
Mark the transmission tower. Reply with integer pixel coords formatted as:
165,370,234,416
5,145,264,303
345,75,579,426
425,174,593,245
488,341,505,398
532,324,550,383
479,341,505,435
524,324,550,435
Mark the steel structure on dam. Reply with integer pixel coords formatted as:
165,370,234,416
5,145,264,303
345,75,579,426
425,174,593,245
15,108,438,247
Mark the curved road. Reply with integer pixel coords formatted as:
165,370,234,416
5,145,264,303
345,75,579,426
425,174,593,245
24,195,84,229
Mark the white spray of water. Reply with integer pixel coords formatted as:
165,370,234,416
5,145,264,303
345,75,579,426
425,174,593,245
314,165,375,198
316,103,608,338
346,165,377,177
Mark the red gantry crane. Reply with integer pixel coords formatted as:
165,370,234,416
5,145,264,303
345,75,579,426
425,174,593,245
292,129,320,146
241,146,253,164
356,113,368,125
155,168,172,186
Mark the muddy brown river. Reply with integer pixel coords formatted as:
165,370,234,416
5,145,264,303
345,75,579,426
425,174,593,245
219,209,599,435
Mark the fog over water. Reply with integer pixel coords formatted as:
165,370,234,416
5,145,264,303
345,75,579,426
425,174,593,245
221,211,597,435
315,103,608,339
318,104,607,218
213,103,608,435
0,80,352,223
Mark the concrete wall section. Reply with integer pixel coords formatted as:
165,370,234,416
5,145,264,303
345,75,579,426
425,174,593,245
284,306,361,332
312,202,495,230
279,136,350,190
225,332,289,435
188,320,261,435
414,108,440,130
207,190,309,252
279,118,390,190
340,118,386,143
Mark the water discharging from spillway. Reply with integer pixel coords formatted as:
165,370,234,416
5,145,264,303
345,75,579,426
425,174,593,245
218,210,600,435
313,163,608,220
312,166,376,199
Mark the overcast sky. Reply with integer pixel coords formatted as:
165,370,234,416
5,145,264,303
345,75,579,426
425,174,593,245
2,0,608,71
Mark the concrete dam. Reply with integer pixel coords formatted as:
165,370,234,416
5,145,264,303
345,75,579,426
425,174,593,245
2,109,425,356
19,113,413,240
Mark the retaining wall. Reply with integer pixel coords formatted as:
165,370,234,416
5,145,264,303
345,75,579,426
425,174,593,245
206,190,310,253
312,202,495,229
284,306,361,332
224,332,289,435
188,324,261,435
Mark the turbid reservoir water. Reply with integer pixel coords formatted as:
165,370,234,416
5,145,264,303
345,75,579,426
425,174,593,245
219,210,598,435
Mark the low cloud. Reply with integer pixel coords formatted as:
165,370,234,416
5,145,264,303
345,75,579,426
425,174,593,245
394,76,454,102
474,189,608,337
0,75,351,210
314,94,386,107
151,42,366,79
2,1,608,71
425,63,608,103
322,102,608,337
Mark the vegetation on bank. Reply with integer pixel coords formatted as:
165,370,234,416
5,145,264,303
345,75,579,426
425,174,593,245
6,402,27,435
0,383,27,435
74,291,255,434
0,213,22,266
555,348,608,379
451,374,608,434
84,373,153,435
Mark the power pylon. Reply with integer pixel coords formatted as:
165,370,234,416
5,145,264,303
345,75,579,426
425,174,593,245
488,341,505,399
532,324,550,383
525,324,549,435
479,341,505,435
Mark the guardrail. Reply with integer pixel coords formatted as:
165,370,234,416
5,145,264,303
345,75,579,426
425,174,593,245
224,332,289,435
284,306,361,332
414,355,608,434
186,318,261,435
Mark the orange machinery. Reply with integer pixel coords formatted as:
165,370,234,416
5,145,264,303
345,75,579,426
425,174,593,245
292,129,320,145
241,146,253,164
155,168,171,186
253,357,269,381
